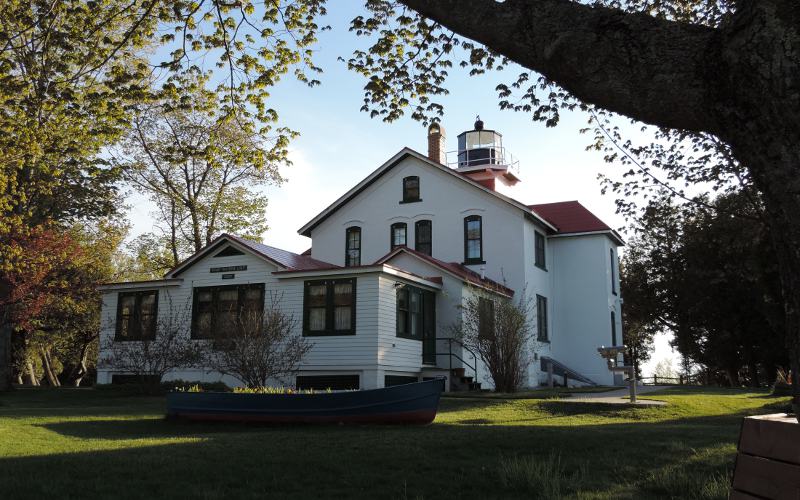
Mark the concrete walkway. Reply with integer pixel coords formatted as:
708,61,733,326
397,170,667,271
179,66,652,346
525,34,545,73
563,385,672,406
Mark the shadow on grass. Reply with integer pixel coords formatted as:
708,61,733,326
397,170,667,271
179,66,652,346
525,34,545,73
5,410,752,500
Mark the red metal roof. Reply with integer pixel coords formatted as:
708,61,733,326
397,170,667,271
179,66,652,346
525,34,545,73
226,234,337,271
375,246,514,297
528,201,612,234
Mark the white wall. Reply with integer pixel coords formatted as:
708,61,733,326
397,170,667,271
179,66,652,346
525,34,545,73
549,234,621,385
97,243,441,389
308,156,537,286
97,249,277,385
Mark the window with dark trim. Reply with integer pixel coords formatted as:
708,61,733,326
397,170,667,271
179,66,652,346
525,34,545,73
402,176,420,203
464,215,484,264
115,290,158,341
610,249,617,295
345,227,361,267
415,220,432,256
303,278,356,336
611,310,617,345
391,222,407,250
537,294,549,342
478,297,495,339
534,231,546,270
191,284,265,340
396,285,435,342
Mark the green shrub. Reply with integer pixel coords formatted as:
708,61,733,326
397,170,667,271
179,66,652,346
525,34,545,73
497,452,585,499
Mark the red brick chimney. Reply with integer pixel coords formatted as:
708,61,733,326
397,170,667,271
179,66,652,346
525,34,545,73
427,123,446,164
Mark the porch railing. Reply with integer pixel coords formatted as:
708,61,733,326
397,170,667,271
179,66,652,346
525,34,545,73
435,337,479,385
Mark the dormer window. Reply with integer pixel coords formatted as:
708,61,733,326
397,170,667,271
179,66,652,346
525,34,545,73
401,176,420,203
463,215,483,264
345,227,361,267
391,222,407,249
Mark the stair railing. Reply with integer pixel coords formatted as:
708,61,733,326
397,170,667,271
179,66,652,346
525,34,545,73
435,337,479,387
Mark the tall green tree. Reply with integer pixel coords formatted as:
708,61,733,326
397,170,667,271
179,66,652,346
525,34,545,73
115,72,285,274
622,190,786,386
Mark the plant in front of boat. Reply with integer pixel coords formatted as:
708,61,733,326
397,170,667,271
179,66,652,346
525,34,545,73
172,384,204,393
202,292,312,388
235,386,303,394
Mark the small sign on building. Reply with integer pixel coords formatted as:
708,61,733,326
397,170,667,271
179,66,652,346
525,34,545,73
210,265,247,273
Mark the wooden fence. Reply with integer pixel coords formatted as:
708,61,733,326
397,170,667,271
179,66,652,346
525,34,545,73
639,375,704,386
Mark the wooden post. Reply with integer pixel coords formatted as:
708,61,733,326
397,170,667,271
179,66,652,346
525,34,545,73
547,361,554,388
654,374,658,385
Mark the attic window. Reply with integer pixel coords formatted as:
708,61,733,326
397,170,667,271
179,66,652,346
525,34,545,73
401,176,420,203
214,246,245,257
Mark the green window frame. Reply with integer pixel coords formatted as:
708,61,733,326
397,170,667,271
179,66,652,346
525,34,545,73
464,215,484,264
537,294,549,342
191,284,265,340
402,176,421,203
611,310,617,346
345,226,361,267
478,297,495,339
303,278,357,336
115,290,159,341
391,222,408,250
534,231,547,270
415,220,432,256
396,285,435,341
610,249,617,295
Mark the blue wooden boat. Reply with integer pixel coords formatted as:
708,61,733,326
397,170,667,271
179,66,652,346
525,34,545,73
165,378,445,424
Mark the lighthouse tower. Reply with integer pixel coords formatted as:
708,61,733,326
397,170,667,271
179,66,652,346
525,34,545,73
453,116,520,191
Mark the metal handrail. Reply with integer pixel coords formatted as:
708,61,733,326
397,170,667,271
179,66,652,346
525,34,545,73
444,147,520,173
434,337,479,387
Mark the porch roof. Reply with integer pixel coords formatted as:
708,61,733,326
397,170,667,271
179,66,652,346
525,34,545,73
374,247,514,298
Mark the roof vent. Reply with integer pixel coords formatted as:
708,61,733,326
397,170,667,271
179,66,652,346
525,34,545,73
474,115,484,131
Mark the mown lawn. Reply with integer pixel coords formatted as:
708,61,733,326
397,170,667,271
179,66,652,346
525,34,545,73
0,386,790,499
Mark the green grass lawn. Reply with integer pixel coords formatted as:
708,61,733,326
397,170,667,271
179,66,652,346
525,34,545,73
0,386,790,499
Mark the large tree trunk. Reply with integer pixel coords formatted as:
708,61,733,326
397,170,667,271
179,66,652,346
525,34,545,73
40,347,60,387
26,360,39,386
69,339,93,387
0,322,11,391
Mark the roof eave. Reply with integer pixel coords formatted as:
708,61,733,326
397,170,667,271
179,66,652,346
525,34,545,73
549,229,626,246
98,278,183,292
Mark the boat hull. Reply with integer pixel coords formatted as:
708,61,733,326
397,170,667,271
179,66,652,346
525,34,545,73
165,378,445,424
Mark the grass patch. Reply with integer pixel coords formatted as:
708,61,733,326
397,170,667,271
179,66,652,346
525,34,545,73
497,452,586,499
0,386,789,499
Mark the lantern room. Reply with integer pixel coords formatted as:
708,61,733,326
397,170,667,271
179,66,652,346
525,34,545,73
449,116,520,190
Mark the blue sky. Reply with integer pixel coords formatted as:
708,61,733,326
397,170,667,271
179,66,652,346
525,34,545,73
128,4,678,375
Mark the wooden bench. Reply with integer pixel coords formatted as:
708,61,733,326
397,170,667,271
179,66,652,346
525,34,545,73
730,414,800,499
